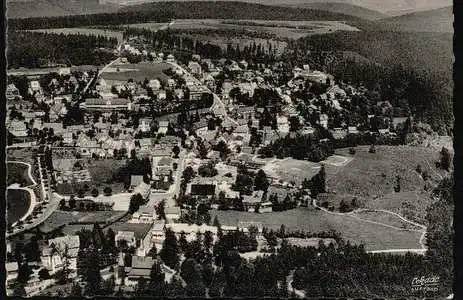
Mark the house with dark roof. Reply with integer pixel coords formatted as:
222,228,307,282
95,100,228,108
242,191,264,212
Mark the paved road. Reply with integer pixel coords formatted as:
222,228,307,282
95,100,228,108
166,61,239,127
7,155,61,238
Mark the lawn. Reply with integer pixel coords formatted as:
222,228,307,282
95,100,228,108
325,145,446,218
7,188,32,225
352,210,423,231
262,158,322,186
7,162,35,187
100,62,172,83
211,207,423,251
39,210,124,233
38,211,87,233
55,159,126,196
30,28,124,44
7,148,35,164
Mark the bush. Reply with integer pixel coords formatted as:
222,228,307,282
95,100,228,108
104,187,112,196
91,188,99,198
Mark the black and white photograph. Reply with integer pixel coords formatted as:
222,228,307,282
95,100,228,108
3,0,456,298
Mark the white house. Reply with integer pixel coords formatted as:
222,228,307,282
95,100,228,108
148,79,161,91
116,231,137,248
166,223,218,243
166,54,175,63
319,114,329,129
165,206,181,222
277,116,290,134
40,235,80,278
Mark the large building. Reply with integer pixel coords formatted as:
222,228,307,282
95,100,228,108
80,98,131,111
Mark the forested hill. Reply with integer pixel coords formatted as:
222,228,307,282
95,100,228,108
119,1,362,21
281,2,387,21
376,6,453,33
290,31,453,134
6,0,119,19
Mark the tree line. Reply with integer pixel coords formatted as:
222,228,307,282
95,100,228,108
8,11,172,30
8,31,117,69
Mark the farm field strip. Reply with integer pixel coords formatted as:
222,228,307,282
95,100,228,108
28,28,124,44
125,19,360,39
100,62,172,82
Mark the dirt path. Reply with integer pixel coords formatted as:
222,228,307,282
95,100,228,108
286,270,306,298
312,199,428,253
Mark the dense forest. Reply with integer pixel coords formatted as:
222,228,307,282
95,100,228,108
286,32,453,135
8,11,172,30
123,27,279,63
290,30,453,76
7,31,117,68
120,1,361,22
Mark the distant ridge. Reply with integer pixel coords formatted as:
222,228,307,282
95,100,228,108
281,2,387,21
119,1,362,21
377,6,453,33
6,0,119,18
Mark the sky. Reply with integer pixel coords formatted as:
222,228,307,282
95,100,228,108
7,0,454,14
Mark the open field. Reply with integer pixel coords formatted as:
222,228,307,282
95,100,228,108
38,210,124,233
7,148,35,164
352,210,423,231
100,62,172,83
7,189,32,224
29,28,124,44
325,146,446,218
54,158,126,196
366,191,433,224
262,158,322,186
130,19,360,39
211,207,422,251
7,162,35,187
123,22,167,31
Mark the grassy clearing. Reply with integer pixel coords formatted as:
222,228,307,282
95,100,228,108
39,211,86,232
262,158,321,186
211,207,422,251
352,210,423,230
325,146,446,217
167,19,359,39
30,28,124,44
366,191,433,224
123,22,167,31
7,148,35,164
55,158,126,196
101,62,172,83
7,162,35,187
7,189,32,224
40,210,123,233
